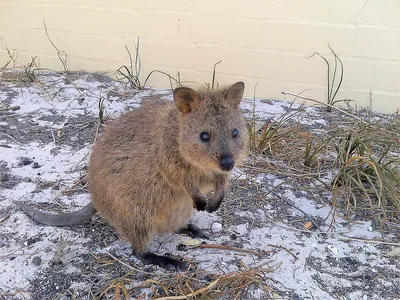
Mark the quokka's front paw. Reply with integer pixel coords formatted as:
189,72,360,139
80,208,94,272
205,197,224,213
205,203,218,213
193,196,207,211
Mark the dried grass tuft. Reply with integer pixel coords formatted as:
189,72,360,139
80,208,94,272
146,267,277,299
247,96,400,227
331,120,400,226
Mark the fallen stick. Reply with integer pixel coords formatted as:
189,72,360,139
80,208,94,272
0,213,10,224
267,244,298,261
337,235,400,246
0,105,20,112
193,243,271,257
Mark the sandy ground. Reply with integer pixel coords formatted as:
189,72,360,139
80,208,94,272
0,72,399,299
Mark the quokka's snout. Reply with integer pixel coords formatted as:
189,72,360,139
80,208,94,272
219,153,235,171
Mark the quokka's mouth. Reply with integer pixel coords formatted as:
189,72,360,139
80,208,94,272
219,164,234,172
200,157,235,173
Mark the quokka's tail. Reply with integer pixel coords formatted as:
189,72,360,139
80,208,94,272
13,200,95,226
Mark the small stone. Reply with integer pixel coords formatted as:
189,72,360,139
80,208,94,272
211,222,222,233
177,244,188,251
19,157,33,166
327,245,339,256
32,256,42,266
230,233,237,240
32,162,41,169
51,259,63,266
9,126,17,130
26,237,39,246
69,136,79,142
0,173,9,182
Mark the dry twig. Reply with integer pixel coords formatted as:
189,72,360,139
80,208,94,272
193,243,271,257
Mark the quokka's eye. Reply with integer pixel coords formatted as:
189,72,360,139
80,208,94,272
200,132,210,142
232,129,239,138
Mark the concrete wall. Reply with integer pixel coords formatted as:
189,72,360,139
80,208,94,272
1,0,400,113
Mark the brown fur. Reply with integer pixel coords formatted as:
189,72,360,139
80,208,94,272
88,82,249,255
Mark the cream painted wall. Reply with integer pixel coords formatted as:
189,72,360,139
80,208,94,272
1,0,400,113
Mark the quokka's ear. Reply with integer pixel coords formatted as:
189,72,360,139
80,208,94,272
173,87,202,113
225,82,245,108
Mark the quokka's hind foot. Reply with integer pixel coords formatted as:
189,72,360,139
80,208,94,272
135,251,189,271
178,223,210,239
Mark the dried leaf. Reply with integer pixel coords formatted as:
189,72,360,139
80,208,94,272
115,283,121,300
303,221,313,230
182,238,202,246
385,247,400,257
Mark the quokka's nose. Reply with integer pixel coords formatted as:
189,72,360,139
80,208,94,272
220,154,235,171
